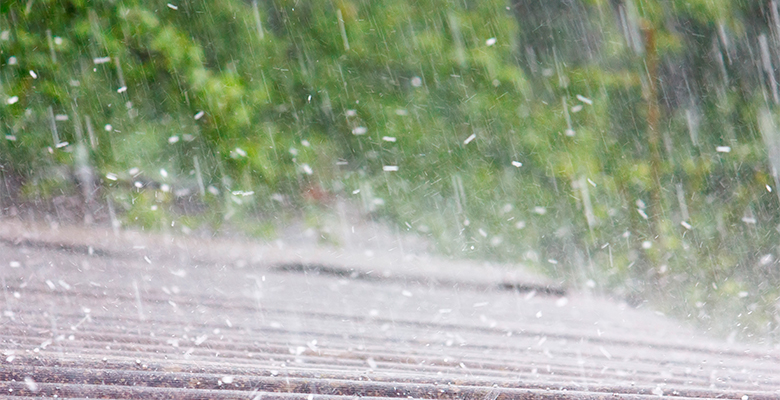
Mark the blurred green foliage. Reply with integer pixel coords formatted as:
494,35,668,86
2,0,780,340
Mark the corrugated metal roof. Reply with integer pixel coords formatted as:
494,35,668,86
1,221,779,399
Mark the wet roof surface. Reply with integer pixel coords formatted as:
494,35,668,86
1,221,779,399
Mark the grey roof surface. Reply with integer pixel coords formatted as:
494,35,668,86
1,220,779,399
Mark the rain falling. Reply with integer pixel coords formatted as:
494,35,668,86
2,1,780,398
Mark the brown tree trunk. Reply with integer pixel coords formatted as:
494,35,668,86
641,22,665,277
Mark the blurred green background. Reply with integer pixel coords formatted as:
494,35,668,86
2,0,780,341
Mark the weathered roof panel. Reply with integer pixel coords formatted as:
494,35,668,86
1,221,778,399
